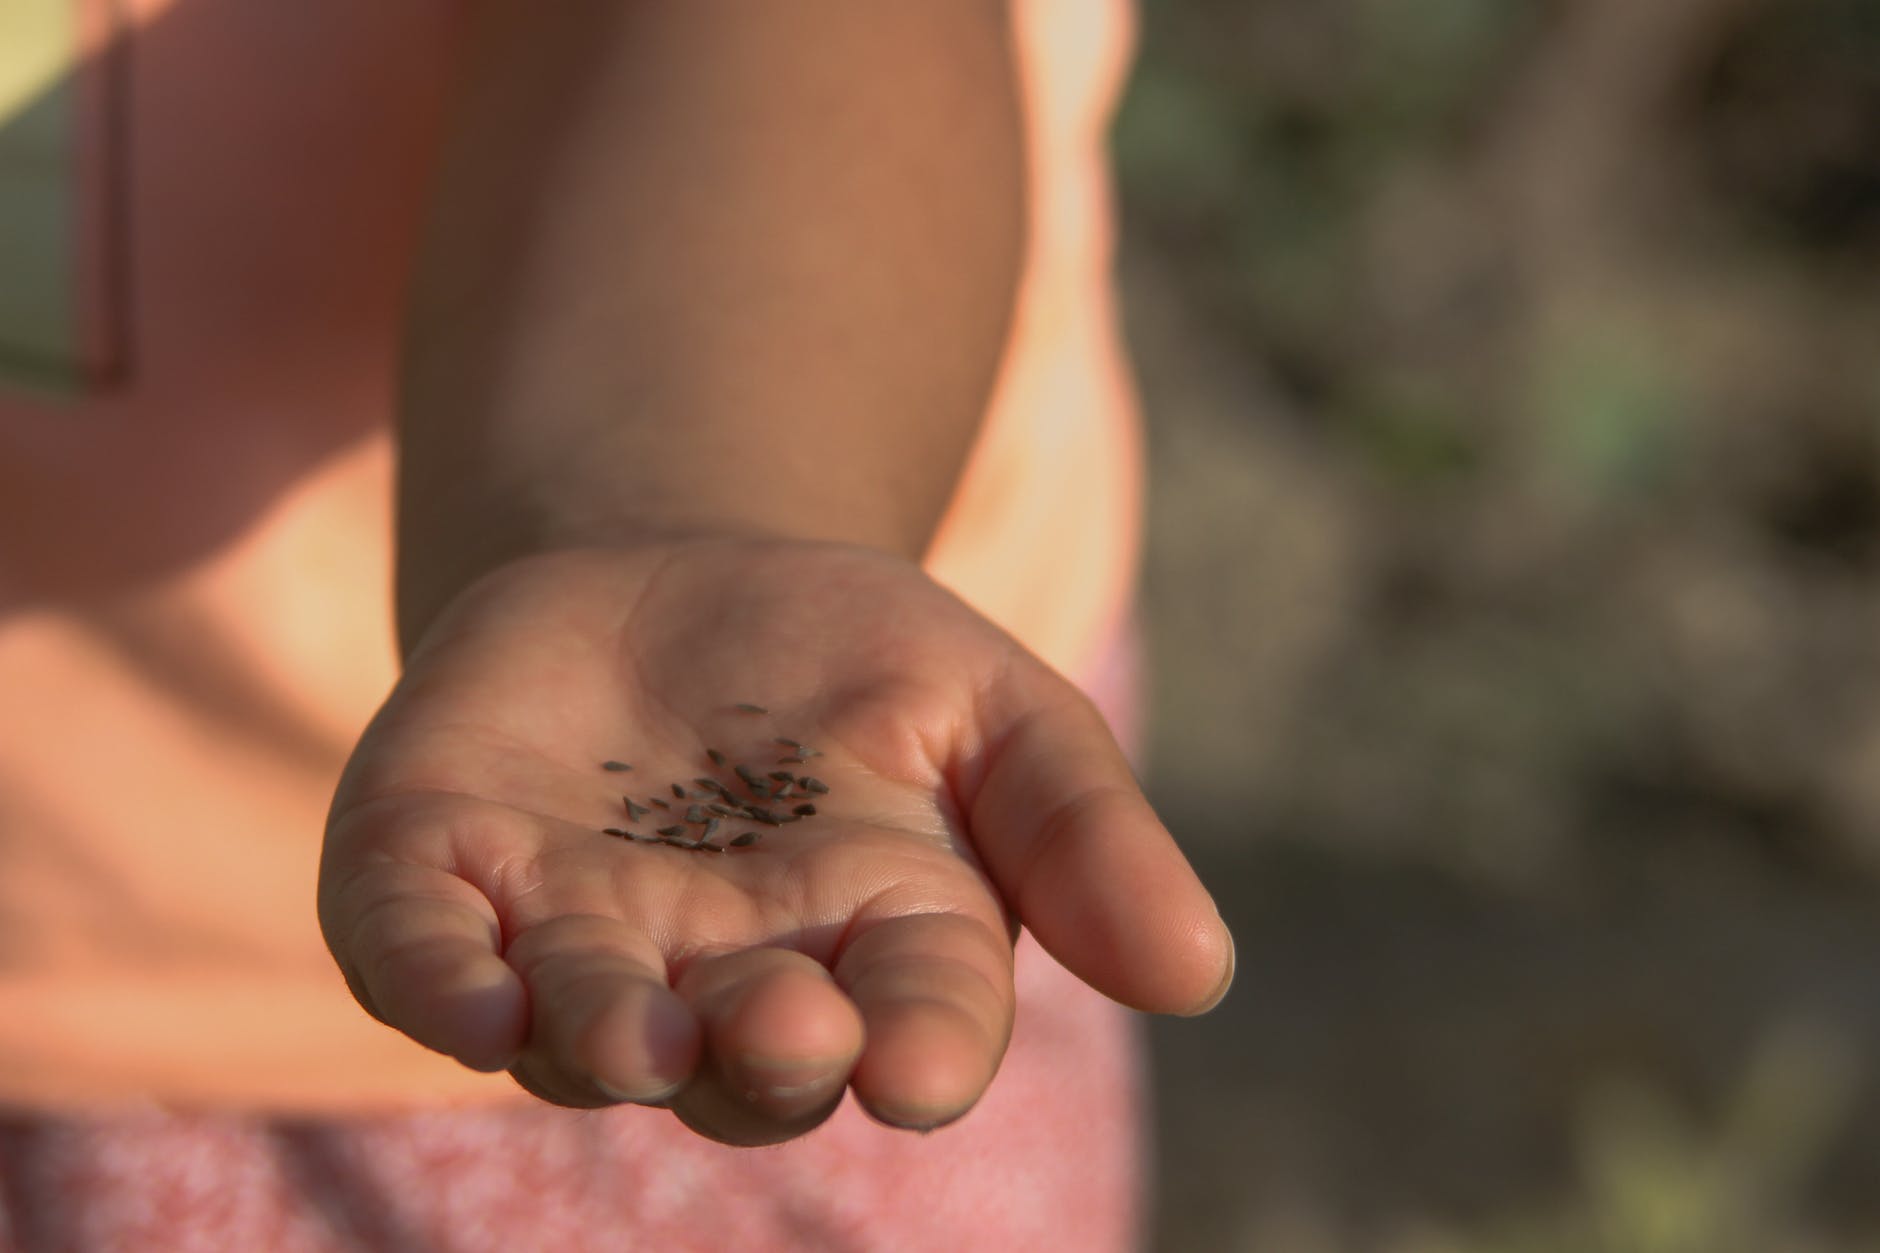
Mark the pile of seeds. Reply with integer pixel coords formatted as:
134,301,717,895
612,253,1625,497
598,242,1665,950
595,706,829,853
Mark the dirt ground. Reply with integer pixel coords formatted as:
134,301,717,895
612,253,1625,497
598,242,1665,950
1117,1,1880,1248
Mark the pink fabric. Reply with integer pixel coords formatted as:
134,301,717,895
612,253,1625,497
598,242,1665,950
0,948,1143,1253
0,636,1149,1253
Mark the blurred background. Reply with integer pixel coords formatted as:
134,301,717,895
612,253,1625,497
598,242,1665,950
1114,0,1880,1249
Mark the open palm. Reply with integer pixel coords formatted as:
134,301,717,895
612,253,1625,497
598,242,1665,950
318,538,1232,1146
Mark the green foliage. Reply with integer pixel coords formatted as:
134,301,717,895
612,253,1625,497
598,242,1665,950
1396,1027,1858,1253
1337,372,1481,487
1530,322,1687,502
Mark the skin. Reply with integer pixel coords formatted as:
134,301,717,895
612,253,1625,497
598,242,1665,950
318,1,1234,1148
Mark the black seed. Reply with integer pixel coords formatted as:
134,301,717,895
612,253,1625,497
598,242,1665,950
747,808,783,826
670,783,686,799
793,804,816,816
602,827,630,837
601,760,632,772
778,755,808,765
800,777,829,794
694,841,725,853
684,805,706,824
707,748,728,767
661,836,693,847
707,803,739,818
729,832,761,848
650,797,671,810
702,818,722,840
657,825,687,838
768,771,794,782
624,799,650,821
734,703,769,714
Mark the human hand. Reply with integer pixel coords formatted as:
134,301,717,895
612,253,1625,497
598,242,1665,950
318,538,1233,1145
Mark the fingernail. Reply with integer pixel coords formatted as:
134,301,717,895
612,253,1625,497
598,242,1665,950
867,1102,966,1134
747,1079,825,1102
596,994,698,1104
1185,926,1236,1017
738,1055,852,1103
598,1077,684,1107
455,1050,517,1075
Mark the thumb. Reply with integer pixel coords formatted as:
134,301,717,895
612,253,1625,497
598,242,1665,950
960,662,1234,1015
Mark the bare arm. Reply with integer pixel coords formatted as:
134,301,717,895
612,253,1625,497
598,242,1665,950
396,0,1025,651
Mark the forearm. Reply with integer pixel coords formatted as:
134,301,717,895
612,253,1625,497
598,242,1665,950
395,1,1025,651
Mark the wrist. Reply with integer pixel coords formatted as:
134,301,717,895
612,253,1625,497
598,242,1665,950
393,506,762,660
391,501,921,662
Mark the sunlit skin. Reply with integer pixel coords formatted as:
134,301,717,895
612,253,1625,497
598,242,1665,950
316,2,1235,1148
320,539,1233,1146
